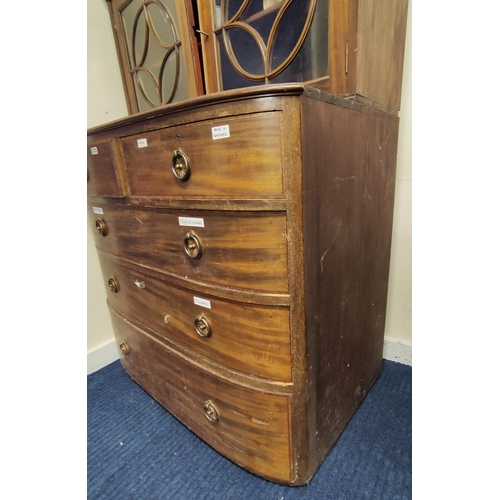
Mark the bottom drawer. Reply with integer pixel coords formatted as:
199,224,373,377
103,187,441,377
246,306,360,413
110,310,293,483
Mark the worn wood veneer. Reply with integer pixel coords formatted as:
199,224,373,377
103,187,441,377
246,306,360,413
88,84,400,485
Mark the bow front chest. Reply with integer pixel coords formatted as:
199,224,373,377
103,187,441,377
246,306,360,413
88,84,399,484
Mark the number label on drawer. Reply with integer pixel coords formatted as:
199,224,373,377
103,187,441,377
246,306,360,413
92,206,104,214
137,138,148,148
194,297,211,309
179,216,205,228
211,125,230,140
90,146,99,155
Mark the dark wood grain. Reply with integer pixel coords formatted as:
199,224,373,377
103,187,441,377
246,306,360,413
88,202,289,293
99,253,292,381
120,111,284,197
355,0,409,113
87,85,403,485
87,138,125,198
111,310,293,483
300,93,399,476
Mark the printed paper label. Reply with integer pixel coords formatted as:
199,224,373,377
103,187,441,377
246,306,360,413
90,146,99,155
178,216,205,228
212,125,230,140
137,138,148,148
194,297,211,309
92,207,104,215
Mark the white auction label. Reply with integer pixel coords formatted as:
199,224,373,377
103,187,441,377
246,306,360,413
194,297,211,309
137,138,148,148
92,206,104,215
90,146,99,155
211,124,230,140
178,216,205,228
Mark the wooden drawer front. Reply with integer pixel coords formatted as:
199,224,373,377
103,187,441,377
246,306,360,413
89,205,288,293
120,112,283,197
112,312,292,482
87,138,125,198
100,255,291,381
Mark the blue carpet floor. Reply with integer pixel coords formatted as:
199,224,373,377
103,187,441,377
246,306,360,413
88,359,411,499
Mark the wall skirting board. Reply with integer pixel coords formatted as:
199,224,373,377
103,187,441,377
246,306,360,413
88,336,412,374
87,339,119,375
383,336,412,366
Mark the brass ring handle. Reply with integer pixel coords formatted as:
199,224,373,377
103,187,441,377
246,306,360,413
194,314,212,338
119,341,130,356
171,150,191,181
184,231,203,259
108,276,120,293
95,218,108,236
203,400,220,423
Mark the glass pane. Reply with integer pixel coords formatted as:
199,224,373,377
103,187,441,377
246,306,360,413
225,27,264,75
216,0,329,89
217,32,264,89
271,0,329,83
120,0,187,111
269,0,312,71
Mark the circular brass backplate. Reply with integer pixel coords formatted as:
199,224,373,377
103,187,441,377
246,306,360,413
171,150,191,181
203,400,220,423
194,314,212,338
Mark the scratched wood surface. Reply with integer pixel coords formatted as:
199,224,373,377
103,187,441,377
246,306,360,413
88,85,401,485
99,252,292,381
88,202,289,293
120,111,284,197
300,92,400,477
111,310,293,483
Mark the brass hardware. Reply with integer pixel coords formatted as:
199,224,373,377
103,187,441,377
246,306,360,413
172,150,191,181
95,218,108,236
108,276,120,293
119,341,130,356
184,231,203,259
203,400,219,423
194,314,212,338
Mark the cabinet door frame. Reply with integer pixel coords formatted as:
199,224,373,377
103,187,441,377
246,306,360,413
196,0,349,96
106,0,204,114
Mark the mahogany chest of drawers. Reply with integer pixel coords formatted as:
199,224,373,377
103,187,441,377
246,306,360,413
87,84,399,485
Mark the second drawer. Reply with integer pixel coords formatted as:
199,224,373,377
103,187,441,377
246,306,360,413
100,254,292,382
89,203,289,293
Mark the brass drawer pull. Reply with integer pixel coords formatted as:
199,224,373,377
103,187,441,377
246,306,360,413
172,150,191,181
119,341,130,356
184,231,203,259
203,400,219,423
194,314,212,338
108,276,120,293
95,218,108,236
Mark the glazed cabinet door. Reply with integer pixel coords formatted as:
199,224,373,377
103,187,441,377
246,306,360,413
106,0,204,114
196,0,348,95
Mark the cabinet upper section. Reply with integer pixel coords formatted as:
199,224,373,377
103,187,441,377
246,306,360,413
104,0,408,115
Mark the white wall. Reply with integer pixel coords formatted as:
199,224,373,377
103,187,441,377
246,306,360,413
87,0,412,372
383,1,412,364
87,0,128,373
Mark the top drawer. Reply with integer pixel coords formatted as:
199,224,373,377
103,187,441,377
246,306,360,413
120,111,284,198
87,138,125,198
